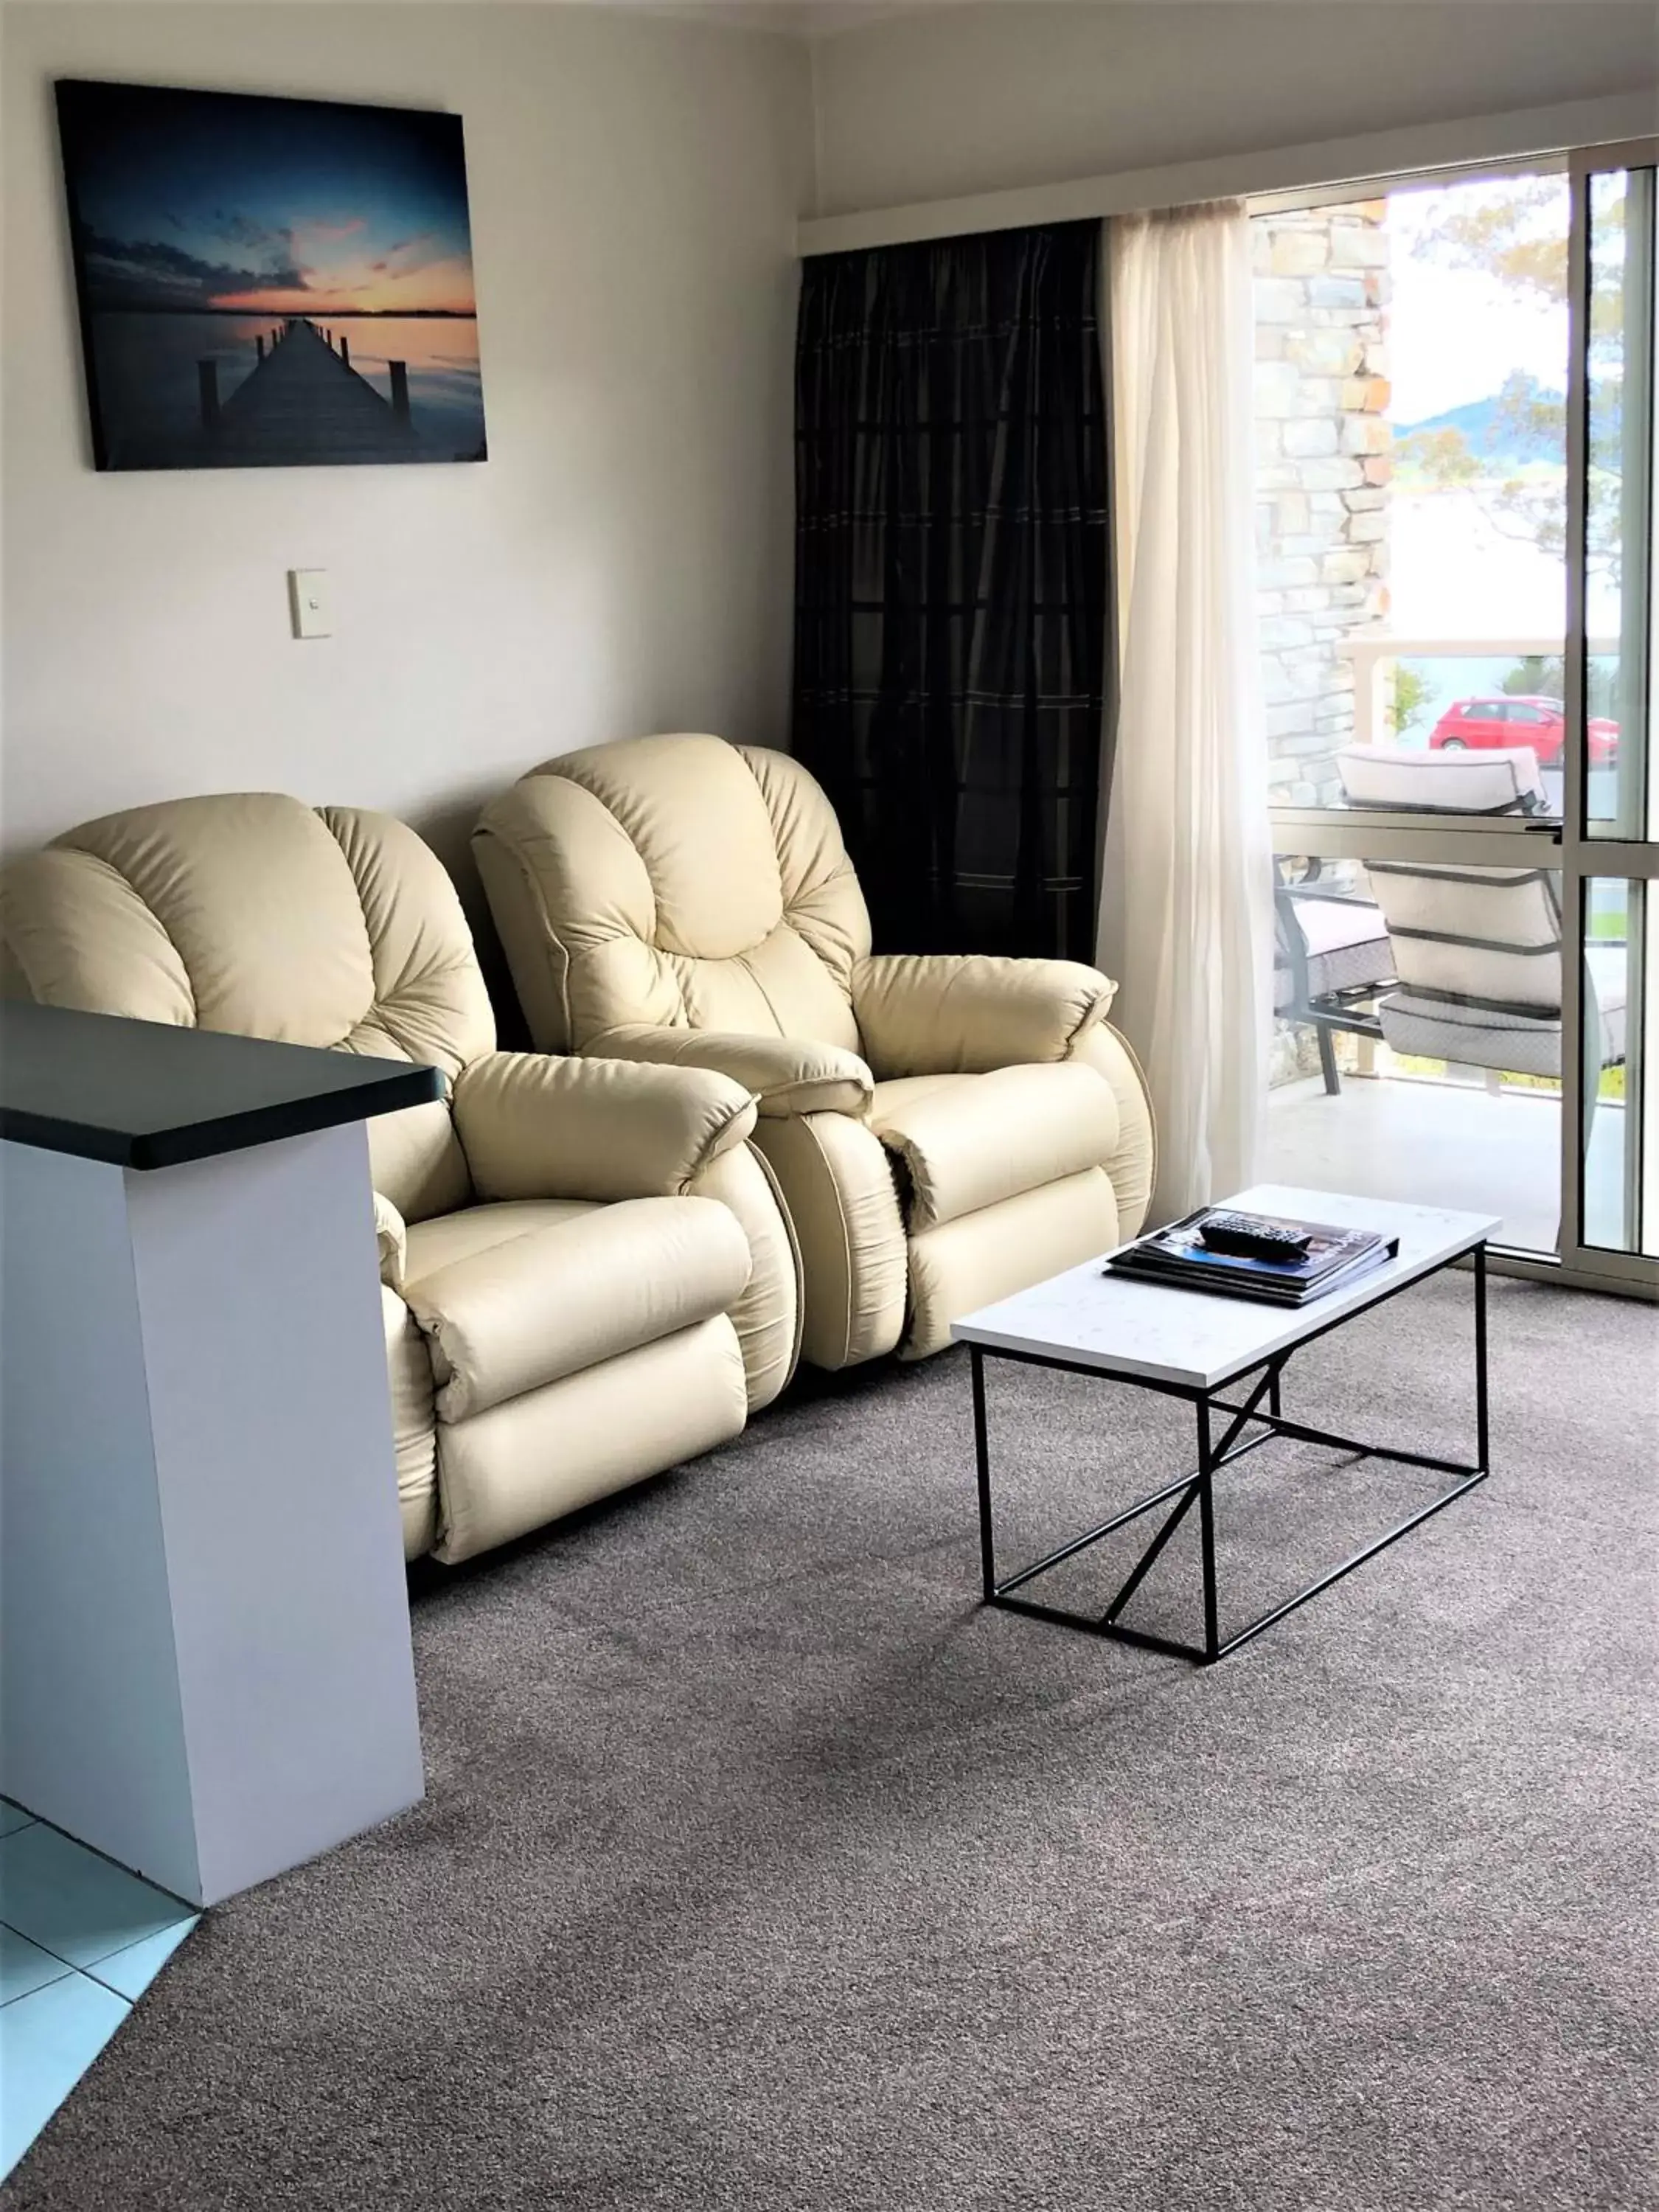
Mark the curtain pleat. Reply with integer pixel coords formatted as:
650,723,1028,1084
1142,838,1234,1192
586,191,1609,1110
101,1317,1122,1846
1099,205,1274,1221
793,222,1107,960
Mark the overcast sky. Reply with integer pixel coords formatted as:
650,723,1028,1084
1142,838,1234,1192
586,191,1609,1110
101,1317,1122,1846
1388,178,1569,425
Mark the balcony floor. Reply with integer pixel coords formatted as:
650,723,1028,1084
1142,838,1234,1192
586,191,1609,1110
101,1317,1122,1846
1262,1071,1628,1257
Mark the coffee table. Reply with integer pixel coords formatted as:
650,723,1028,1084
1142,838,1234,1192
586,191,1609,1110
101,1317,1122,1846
951,1185,1496,1664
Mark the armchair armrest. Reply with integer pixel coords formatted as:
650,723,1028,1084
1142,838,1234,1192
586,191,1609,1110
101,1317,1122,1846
851,954,1116,1078
587,1024,872,1118
1064,1022,1155,1240
451,1051,757,1202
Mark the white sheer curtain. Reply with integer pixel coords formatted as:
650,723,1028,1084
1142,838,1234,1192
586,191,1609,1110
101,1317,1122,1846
1097,201,1273,1224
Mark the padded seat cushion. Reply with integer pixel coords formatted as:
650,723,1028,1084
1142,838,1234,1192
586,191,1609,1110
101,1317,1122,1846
403,1195,751,1422
870,1062,1121,1233
1366,862,1564,1010
1377,992,1565,1078
585,1023,873,1117
403,1198,597,1276
1274,894,1394,1012
1288,897,1390,959
1337,745,1548,815
1378,943,1627,1078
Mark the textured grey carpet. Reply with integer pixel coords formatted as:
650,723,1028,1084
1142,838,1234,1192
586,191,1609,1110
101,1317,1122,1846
8,1272,1658,2211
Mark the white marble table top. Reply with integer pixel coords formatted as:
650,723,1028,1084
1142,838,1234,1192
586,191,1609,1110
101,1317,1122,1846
952,1184,1498,1391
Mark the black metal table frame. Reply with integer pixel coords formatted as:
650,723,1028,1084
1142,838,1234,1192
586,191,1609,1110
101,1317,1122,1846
969,1242,1489,1665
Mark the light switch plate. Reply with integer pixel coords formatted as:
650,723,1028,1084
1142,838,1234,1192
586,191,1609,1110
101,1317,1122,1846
288,569,330,639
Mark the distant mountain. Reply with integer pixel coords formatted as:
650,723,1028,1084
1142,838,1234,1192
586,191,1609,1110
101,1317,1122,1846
1397,389,1565,467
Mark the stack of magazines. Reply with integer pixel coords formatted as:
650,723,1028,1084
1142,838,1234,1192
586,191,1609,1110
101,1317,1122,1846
1107,1207,1399,1307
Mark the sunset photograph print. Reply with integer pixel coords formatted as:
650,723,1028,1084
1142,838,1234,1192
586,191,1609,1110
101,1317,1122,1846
55,78,487,470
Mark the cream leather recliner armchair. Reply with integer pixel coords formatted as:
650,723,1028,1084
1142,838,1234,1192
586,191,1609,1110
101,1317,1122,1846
474,736,1155,1368
0,793,800,1565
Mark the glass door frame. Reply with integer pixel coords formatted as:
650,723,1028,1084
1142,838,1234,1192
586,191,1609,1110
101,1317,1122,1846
1558,138,1659,1293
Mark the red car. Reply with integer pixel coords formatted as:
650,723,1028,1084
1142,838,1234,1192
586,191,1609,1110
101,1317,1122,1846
1428,695,1619,764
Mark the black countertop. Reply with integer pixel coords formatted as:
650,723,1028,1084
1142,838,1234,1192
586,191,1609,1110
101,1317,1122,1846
0,1002,442,1169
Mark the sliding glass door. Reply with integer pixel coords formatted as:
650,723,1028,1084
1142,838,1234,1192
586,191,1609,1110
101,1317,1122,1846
1256,145,1658,1291
1559,140,1658,1286
1255,163,1575,1261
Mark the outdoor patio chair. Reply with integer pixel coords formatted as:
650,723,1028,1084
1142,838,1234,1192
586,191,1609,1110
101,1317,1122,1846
1273,859,1395,1095
1333,746,1626,1081
1336,744,1553,819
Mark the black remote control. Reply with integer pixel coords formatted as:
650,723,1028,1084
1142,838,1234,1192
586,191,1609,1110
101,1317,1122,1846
1197,1211,1312,1262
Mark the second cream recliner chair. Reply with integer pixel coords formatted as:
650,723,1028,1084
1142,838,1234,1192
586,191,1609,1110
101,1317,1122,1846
0,793,800,1565
475,736,1155,1367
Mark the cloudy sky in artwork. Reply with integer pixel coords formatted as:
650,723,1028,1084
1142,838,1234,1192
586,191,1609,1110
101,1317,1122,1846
59,82,479,316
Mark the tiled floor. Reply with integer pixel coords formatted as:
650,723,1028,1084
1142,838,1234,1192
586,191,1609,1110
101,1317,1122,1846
0,1802,198,2179
1263,1071,1635,1257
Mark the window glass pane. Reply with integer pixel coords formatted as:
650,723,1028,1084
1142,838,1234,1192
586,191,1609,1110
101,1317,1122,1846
1256,176,1568,818
1585,168,1656,840
1270,850,1562,1253
1580,878,1652,1252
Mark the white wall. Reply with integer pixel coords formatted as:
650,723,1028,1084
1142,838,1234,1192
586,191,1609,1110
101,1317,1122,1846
810,2,1659,218
10,4,1652,880
1,4,810,879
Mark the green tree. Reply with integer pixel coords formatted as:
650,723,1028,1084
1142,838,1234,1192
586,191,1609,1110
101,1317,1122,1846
1500,653,1618,717
1502,654,1562,699
1394,423,1480,490
1405,177,1624,578
1390,664,1433,737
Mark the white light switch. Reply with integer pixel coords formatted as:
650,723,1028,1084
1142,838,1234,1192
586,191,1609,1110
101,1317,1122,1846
288,569,331,639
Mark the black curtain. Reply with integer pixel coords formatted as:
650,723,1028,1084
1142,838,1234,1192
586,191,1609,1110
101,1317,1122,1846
793,220,1108,962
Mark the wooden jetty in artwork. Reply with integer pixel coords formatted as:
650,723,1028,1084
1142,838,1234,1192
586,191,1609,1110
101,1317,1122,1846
198,319,418,465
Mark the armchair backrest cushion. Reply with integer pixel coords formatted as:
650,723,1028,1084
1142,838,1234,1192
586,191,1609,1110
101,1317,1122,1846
1,793,495,1222
476,735,872,1054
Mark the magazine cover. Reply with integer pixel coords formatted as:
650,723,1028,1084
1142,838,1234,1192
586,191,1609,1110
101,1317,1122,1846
1107,1208,1399,1304
1130,1210,1384,1284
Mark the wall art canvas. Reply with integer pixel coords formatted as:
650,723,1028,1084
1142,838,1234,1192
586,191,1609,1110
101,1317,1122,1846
55,79,487,471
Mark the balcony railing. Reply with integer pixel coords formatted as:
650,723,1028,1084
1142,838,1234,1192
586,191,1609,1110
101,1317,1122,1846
1337,634,1613,751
